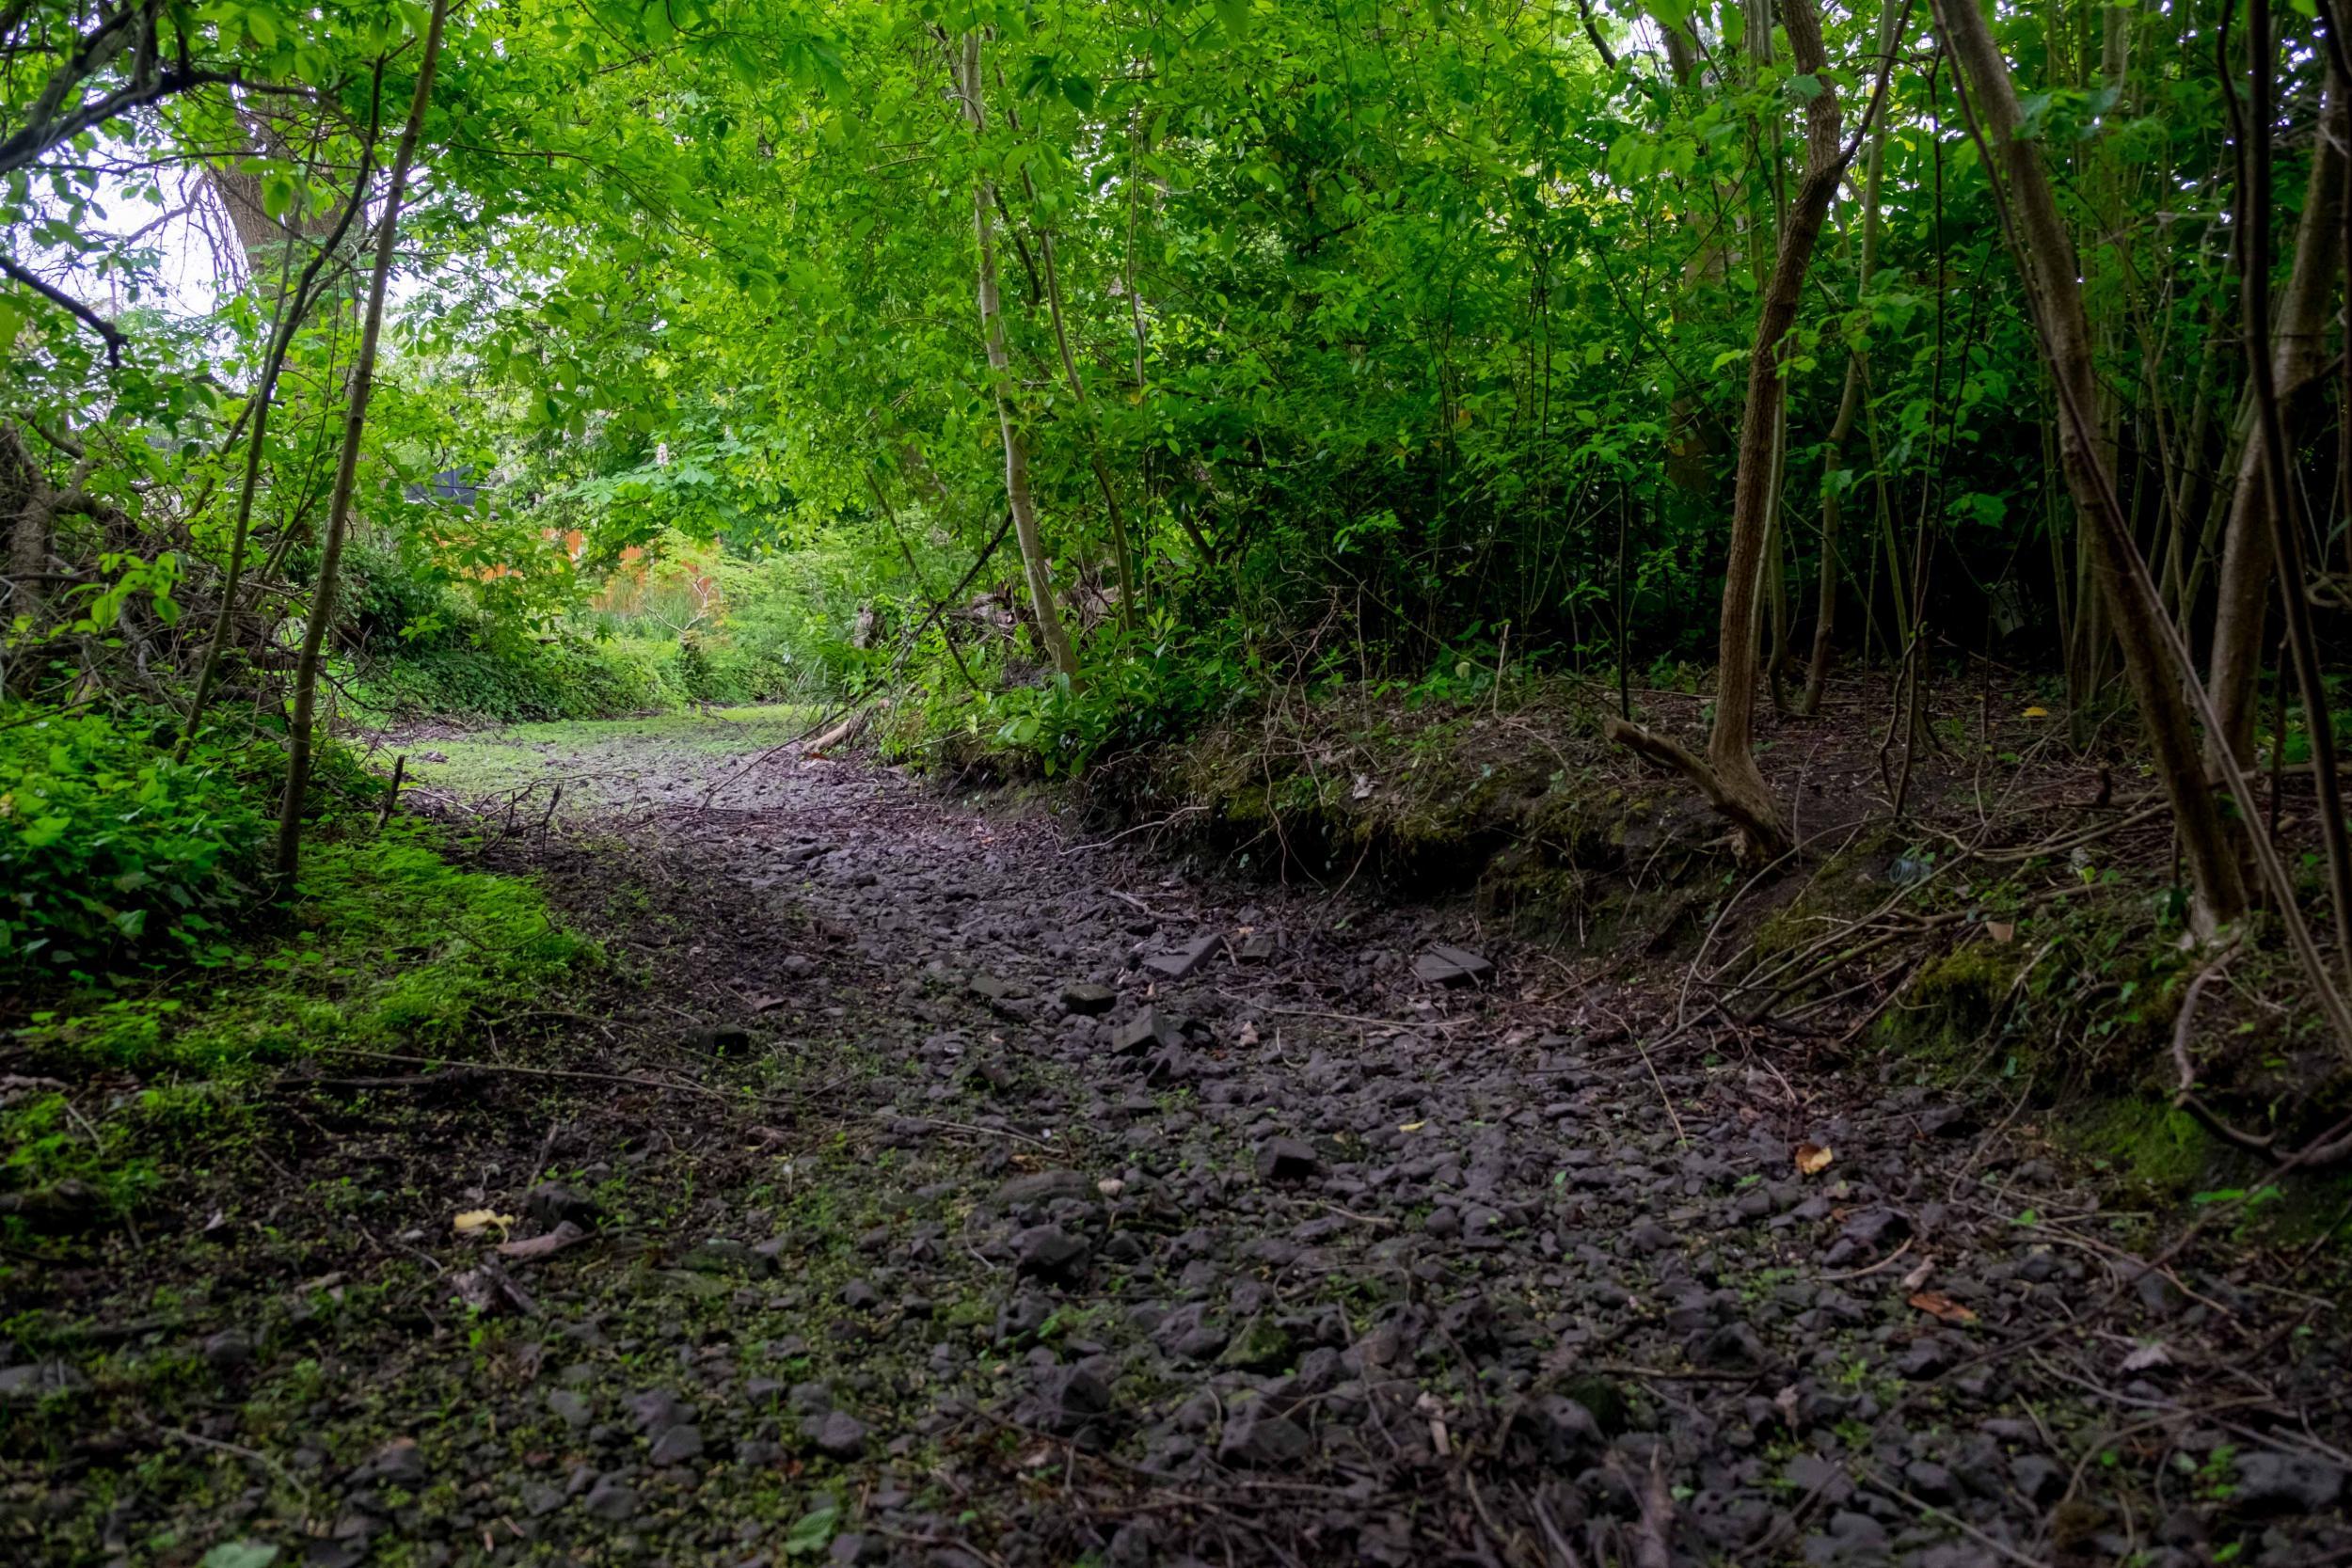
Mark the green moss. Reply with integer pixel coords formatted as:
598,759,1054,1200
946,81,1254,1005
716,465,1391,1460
2072,1101,2221,1195
6,816,591,1223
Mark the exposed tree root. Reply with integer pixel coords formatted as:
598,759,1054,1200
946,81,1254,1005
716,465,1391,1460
1602,715,1791,863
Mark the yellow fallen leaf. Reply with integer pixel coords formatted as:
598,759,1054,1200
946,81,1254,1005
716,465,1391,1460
1398,1120,1426,1133
1794,1143,1835,1176
1908,1290,1979,1324
453,1209,516,1238
2021,705,2050,719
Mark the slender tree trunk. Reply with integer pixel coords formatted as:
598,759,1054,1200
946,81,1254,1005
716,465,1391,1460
183,72,384,759
2224,15,2352,974
1933,0,2247,932
1801,0,1900,714
273,0,448,889
1002,127,1136,633
2208,65,2347,765
1804,359,1865,714
953,32,1079,682
1610,0,1866,859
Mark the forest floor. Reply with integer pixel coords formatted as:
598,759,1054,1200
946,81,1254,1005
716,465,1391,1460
7,709,2352,1568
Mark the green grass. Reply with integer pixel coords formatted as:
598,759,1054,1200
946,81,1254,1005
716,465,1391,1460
395,703,818,804
5,818,592,1220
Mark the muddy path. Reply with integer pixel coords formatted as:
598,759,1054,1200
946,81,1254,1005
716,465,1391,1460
8,718,2349,1568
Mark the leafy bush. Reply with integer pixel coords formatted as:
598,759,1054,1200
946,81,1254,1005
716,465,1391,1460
914,611,1263,778
353,631,680,722
0,713,271,974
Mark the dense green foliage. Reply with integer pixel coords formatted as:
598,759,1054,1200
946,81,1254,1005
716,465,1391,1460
4,0,2351,932
0,714,270,973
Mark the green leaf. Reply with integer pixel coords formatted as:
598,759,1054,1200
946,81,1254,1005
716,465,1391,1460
1213,0,1253,40
1786,72,1822,102
782,1500,839,1557
199,1545,279,1568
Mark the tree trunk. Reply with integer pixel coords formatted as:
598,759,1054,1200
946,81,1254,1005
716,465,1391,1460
274,0,449,889
1800,0,1899,715
183,74,385,759
2225,11,2352,976
1933,0,2247,932
999,105,1136,634
953,32,1079,682
1609,0,1855,860
2207,66,2347,767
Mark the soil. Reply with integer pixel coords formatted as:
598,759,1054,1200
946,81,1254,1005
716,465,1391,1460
5,714,2350,1568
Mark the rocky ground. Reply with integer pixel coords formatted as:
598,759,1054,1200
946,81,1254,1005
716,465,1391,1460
5,719,2350,1568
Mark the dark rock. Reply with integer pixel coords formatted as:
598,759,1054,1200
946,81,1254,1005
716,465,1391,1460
1559,1375,1629,1436
627,1388,696,1433
201,1329,254,1370
1032,1366,1114,1433
993,1169,1093,1208
352,1439,428,1487
1840,1207,1910,1250
686,1025,753,1054
1013,1225,1091,1278
840,1279,882,1311
2233,1450,2345,1514
1901,1460,1960,1506
1143,934,1223,980
969,973,1029,1002
1111,1008,1184,1054
1524,1396,1603,1459
1626,1219,1673,1254
1217,1402,1311,1467
1412,944,1493,987
1218,1318,1293,1372
1700,1322,1768,1369
804,1409,868,1459
1896,1338,1955,1380
1061,983,1118,1016
1234,933,1279,963
525,1183,601,1232
2010,1455,2066,1505
548,1389,593,1430
1142,1043,1196,1085
648,1424,705,1465
580,1476,638,1522
1253,1137,1320,1182
1153,1304,1228,1363
1784,1452,1854,1507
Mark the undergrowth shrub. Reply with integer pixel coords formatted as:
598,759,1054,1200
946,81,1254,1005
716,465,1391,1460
0,712,271,976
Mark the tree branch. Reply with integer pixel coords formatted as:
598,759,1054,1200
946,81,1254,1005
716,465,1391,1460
0,256,127,363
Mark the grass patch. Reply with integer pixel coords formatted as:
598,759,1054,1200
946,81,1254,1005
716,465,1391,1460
394,704,818,803
4,816,592,1226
